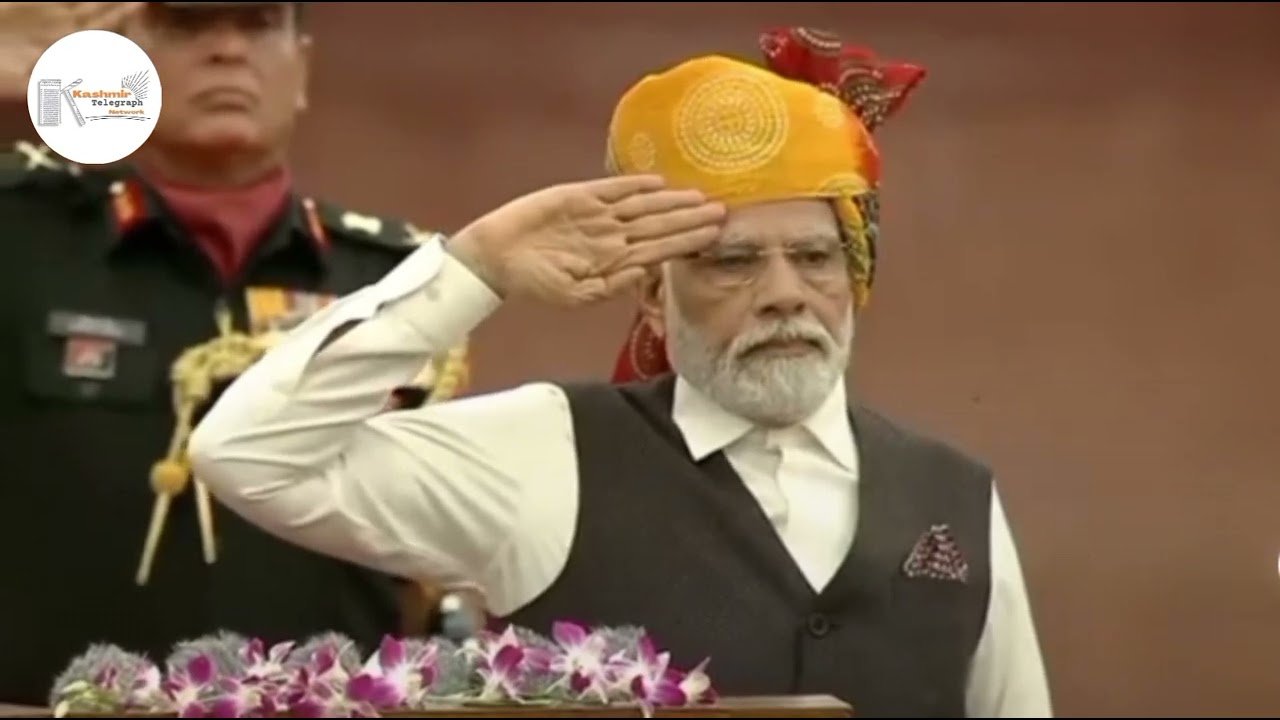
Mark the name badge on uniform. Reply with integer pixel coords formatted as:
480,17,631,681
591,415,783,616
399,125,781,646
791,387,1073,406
46,310,147,381
245,287,336,337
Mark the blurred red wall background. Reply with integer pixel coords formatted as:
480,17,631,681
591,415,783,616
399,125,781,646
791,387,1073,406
3,3,1278,716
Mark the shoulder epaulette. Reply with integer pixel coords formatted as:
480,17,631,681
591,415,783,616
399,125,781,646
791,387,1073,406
311,198,447,253
0,140,85,191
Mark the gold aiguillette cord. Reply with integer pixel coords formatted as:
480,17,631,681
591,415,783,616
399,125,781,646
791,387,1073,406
136,304,268,586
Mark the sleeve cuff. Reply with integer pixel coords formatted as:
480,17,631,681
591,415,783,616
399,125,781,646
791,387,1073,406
250,237,501,395
381,244,503,348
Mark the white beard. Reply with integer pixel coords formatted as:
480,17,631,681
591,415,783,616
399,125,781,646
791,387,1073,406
665,292,854,427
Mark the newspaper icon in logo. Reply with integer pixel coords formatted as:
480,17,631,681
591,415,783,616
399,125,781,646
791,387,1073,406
36,79,69,127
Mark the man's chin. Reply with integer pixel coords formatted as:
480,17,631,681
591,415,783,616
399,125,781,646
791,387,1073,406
712,367,833,427
179,121,266,152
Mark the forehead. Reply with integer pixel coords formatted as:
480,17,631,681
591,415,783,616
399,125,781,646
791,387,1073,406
720,199,841,245
142,2,294,29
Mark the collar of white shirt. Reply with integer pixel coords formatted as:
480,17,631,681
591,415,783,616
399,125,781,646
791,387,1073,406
669,374,858,472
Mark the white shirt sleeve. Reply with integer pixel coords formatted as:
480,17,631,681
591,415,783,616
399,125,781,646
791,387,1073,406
965,483,1055,717
187,238,579,615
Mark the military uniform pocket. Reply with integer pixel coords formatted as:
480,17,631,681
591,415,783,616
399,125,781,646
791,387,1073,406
22,308,161,407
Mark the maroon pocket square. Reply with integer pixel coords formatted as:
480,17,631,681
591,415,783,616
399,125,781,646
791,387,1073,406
902,523,970,583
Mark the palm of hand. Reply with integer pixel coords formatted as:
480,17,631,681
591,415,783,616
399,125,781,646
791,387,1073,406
459,176,725,307
505,190,634,305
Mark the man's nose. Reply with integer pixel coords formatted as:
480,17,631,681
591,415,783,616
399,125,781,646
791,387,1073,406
200,21,253,60
752,254,808,316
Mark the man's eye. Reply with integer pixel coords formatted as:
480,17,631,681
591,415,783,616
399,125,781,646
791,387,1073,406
793,250,834,265
239,8,282,30
166,12,207,33
711,254,757,269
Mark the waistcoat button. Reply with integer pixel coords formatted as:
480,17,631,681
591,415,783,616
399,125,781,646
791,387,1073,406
807,613,832,637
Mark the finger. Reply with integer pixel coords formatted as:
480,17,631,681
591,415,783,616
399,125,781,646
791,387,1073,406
612,188,709,222
573,267,648,305
625,202,726,242
602,267,648,295
620,224,722,268
583,174,668,203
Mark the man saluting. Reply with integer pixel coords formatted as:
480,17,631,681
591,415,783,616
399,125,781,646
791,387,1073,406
190,27,1053,718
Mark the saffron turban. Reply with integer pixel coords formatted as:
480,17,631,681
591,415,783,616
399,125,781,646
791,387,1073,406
607,27,925,383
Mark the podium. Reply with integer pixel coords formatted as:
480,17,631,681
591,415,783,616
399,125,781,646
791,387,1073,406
0,695,853,718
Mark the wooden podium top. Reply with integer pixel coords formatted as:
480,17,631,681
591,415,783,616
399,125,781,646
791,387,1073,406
0,695,851,718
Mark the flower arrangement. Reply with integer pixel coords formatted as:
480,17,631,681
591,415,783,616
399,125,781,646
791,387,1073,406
49,622,716,718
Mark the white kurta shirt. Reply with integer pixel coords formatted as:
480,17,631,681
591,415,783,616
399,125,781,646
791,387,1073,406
189,237,1054,718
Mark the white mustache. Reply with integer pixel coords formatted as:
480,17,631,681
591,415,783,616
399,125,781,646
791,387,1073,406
730,318,834,358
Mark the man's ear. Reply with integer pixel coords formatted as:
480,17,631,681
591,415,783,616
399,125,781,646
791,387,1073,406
116,3,151,46
637,265,666,337
294,33,313,112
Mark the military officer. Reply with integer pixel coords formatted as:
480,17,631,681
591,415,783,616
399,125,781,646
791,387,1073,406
0,1,468,705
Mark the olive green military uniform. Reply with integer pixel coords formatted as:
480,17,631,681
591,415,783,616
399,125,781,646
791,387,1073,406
0,141,440,704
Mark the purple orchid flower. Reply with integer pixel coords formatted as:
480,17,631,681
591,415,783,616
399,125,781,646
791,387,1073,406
241,637,295,677
161,654,215,712
613,634,716,712
545,621,616,703
344,635,429,709
172,671,271,718
161,634,298,717
281,644,374,717
282,664,346,717
463,626,558,702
